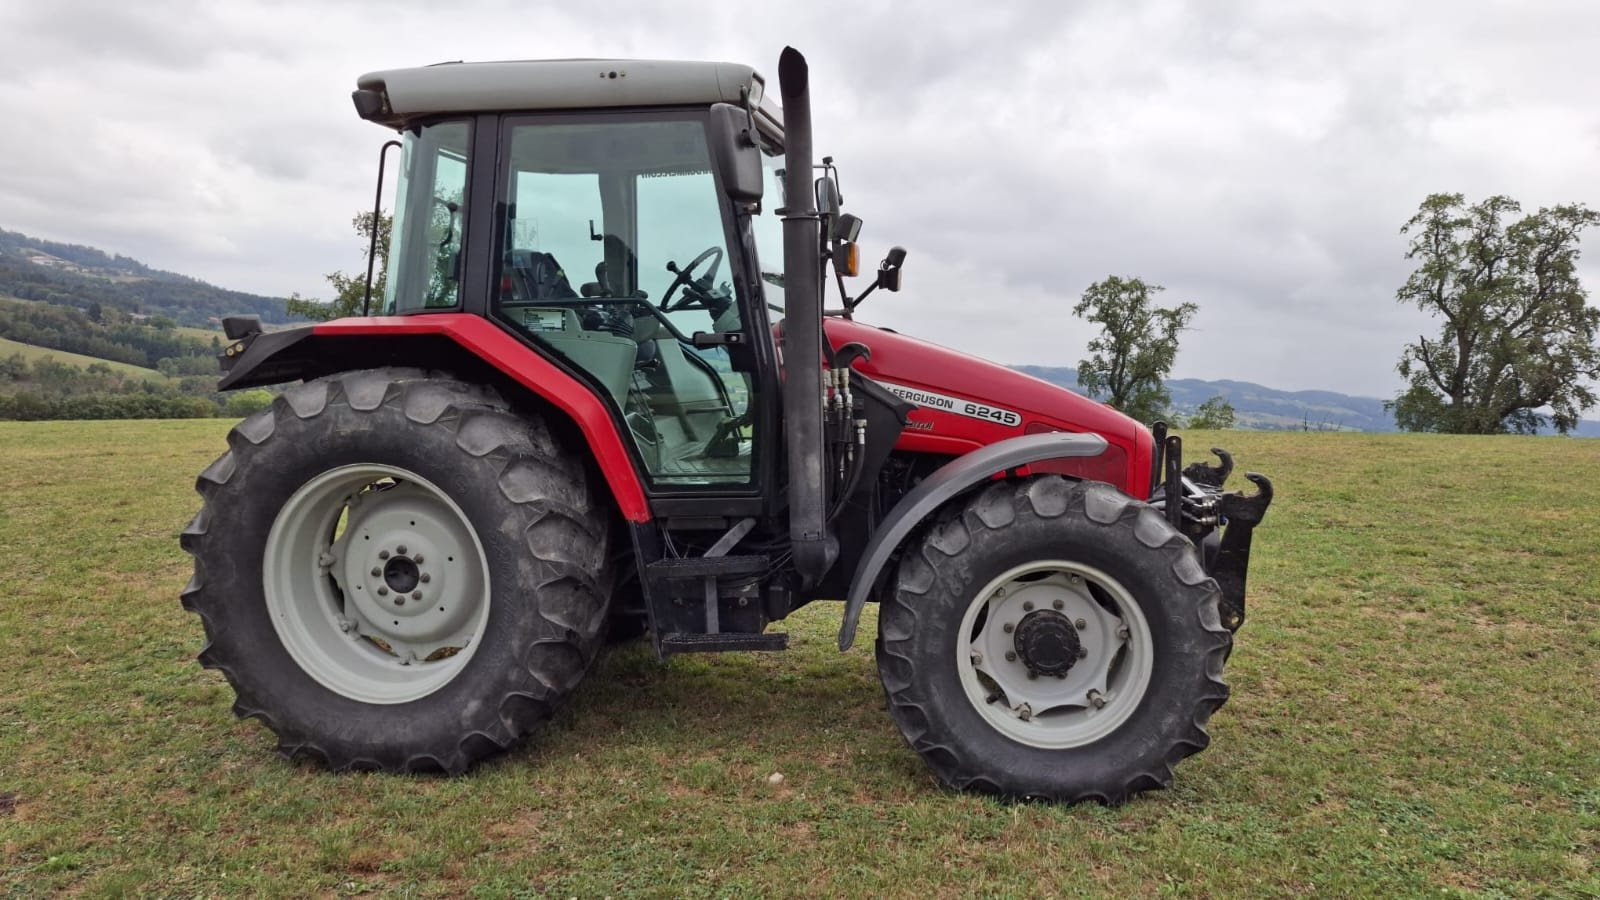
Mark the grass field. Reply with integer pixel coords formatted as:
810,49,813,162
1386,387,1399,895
0,421,1595,896
0,337,164,380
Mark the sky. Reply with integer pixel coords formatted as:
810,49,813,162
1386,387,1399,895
2,0,1598,398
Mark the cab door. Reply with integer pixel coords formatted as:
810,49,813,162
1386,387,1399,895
489,112,773,495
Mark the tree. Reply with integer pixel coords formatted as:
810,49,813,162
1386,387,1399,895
1073,276,1197,425
1390,193,1600,434
1188,395,1236,430
286,211,392,321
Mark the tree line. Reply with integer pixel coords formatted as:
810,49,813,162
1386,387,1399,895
0,351,274,421
0,301,219,368
1071,193,1599,435
0,302,277,421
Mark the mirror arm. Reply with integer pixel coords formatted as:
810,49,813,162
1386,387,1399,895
844,280,883,312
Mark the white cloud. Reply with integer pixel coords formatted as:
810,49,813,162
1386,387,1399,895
2,0,1598,398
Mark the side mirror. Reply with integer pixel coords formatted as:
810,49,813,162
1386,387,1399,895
878,246,907,292
707,103,762,205
814,175,841,235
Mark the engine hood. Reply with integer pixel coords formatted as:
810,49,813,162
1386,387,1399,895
825,317,1152,493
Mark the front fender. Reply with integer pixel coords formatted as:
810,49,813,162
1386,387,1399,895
836,431,1108,650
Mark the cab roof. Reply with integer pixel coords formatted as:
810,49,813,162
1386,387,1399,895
353,58,784,138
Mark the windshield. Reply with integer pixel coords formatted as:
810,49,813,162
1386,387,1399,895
382,121,470,314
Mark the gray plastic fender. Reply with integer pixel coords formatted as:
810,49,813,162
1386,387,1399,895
835,431,1109,650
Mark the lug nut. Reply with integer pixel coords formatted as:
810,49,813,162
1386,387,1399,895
397,545,408,555
1022,600,1034,612
1053,599,1064,610
412,591,422,601
419,573,431,583
379,550,390,560
1078,646,1088,659
413,554,423,564
1075,618,1087,630
371,567,381,577
377,587,388,596
1005,651,1017,662
1003,623,1015,634
394,597,405,606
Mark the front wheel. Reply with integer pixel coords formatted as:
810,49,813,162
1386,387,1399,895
876,476,1231,802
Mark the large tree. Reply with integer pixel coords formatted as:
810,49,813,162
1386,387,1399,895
286,211,391,322
1391,193,1600,434
1073,276,1197,424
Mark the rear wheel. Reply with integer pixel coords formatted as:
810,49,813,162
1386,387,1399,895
181,368,612,773
876,476,1230,802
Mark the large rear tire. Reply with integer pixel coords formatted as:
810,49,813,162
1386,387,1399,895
180,368,612,773
876,476,1230,803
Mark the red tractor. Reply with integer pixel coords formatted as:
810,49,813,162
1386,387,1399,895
182,48,1271,802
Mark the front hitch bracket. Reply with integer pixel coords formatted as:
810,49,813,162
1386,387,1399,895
1150,429,1273,633
1212,472,1273,631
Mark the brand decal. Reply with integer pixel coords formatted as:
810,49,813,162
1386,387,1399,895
876,381,1022,428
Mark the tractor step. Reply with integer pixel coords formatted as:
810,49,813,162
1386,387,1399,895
646,554,769,583
658,632,789,655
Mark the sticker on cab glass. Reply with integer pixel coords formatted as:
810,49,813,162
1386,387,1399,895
521,308,567,332
875,381,1022,428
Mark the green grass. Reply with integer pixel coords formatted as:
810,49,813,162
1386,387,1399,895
0,337,164,379
0,423,1595,896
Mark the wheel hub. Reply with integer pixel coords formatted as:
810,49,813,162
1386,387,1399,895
265,464,491,704
1013,609,1081,677
383,555,420,594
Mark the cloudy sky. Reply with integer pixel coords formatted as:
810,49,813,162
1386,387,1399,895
2,0,1597,397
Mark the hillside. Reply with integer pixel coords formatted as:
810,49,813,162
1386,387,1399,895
0,336,163,379
1014,365,1600,436
0,227,296,327
2,227,1595,434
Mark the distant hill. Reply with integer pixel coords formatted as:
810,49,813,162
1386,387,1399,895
0,228,296,327
1014,366,1600,437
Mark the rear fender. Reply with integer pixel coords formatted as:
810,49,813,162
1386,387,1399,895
217,314,651,522
836,431,1108,650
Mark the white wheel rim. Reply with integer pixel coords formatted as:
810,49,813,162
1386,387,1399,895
957,560,1154,749
263,464,491,704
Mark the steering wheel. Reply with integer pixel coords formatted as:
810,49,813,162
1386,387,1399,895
659,246,723,312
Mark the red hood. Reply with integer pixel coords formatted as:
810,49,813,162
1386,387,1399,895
825,317,1152,494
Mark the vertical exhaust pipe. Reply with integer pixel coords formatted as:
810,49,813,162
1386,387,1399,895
778,47,836,585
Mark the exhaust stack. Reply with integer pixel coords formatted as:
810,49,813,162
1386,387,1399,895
778,47,836,585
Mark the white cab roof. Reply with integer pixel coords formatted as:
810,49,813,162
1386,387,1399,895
355,58,783,137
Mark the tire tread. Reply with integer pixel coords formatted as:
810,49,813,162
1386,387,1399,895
181,367,610,774
877,477,1231,803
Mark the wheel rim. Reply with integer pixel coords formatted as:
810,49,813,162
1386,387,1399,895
957,560,1154,749
264,464,490,704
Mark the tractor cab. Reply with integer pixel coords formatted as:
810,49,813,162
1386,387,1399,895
363,61,792,491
